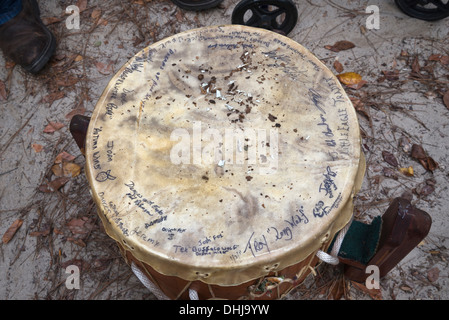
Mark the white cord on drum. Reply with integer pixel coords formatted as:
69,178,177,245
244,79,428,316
131,262,200,300
131,262,169,300
189,289,199,300
315,219,352,265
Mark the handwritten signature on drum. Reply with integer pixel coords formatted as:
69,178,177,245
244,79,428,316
244,208,309,258
244,191,343,258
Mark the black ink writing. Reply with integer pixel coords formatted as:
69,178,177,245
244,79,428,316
313,200,330,218
95,169,116,182
308,88,326,114
106,140,114,162
244,232,270,257
144,215,167,228
92,151,101,170
92,127,102,150
319,166,338,198
105,102,118,119
267,206,309,242
125,181,164,216
162,226,186,240
317,114,336,147
337,108,351,156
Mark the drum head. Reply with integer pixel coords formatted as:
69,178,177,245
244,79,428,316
85,25,364,286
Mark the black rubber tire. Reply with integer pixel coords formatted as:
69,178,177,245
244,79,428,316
395,0,449,21
231,0,298,35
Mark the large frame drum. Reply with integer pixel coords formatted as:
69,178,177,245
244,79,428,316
84,25,365,300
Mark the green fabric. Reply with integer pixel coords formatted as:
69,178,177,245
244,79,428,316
331,216,382,265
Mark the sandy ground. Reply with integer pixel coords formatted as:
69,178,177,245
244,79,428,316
0,0,448,300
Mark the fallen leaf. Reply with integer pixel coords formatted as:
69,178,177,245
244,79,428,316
74,55,83,62
360,25,367,35
411,56,421,74
97,18,108,26
175,9,184,22
68,238,87,247
67,218,88,234
38,176,70,193
55,75,79,87
41,91,65,104
411,144,426,159
351,281,382,300
427,267,440,282
32,143,43,153
51,164,63,177
382,150,398,167
411,144,439,172
324,40,355,52
443,91,449,109
337,72,366,89
91,8,101,19
399,166,414,176
440,55,449,65
333,60,344,73
63,162,81,177
337,72,362,85
2,219,23,244
67,217,96,235
350,97,370,120
43,122,65,133
0,79,7,100
423,157,438,172
55,151,76,164
382,69,399,81
426,178,436,186
29,229,51,237
428,54,441,61
95,61,113,75
400,285,412,292
51,162,81,177
416,183,435,196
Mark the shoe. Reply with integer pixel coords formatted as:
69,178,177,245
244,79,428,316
0,0,56,74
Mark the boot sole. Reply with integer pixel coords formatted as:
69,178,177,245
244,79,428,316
24,26,56,74
24,0,56,74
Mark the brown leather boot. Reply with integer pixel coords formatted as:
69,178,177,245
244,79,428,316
0,0,56,74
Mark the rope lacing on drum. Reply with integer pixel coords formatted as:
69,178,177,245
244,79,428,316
131,262,169,300
189,289,199,300
131,262,201,300
315,219,352,265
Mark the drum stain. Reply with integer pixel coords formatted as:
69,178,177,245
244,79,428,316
223,187,259,221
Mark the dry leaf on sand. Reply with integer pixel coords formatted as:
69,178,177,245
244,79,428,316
325,40,355,52
2,219,23,244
